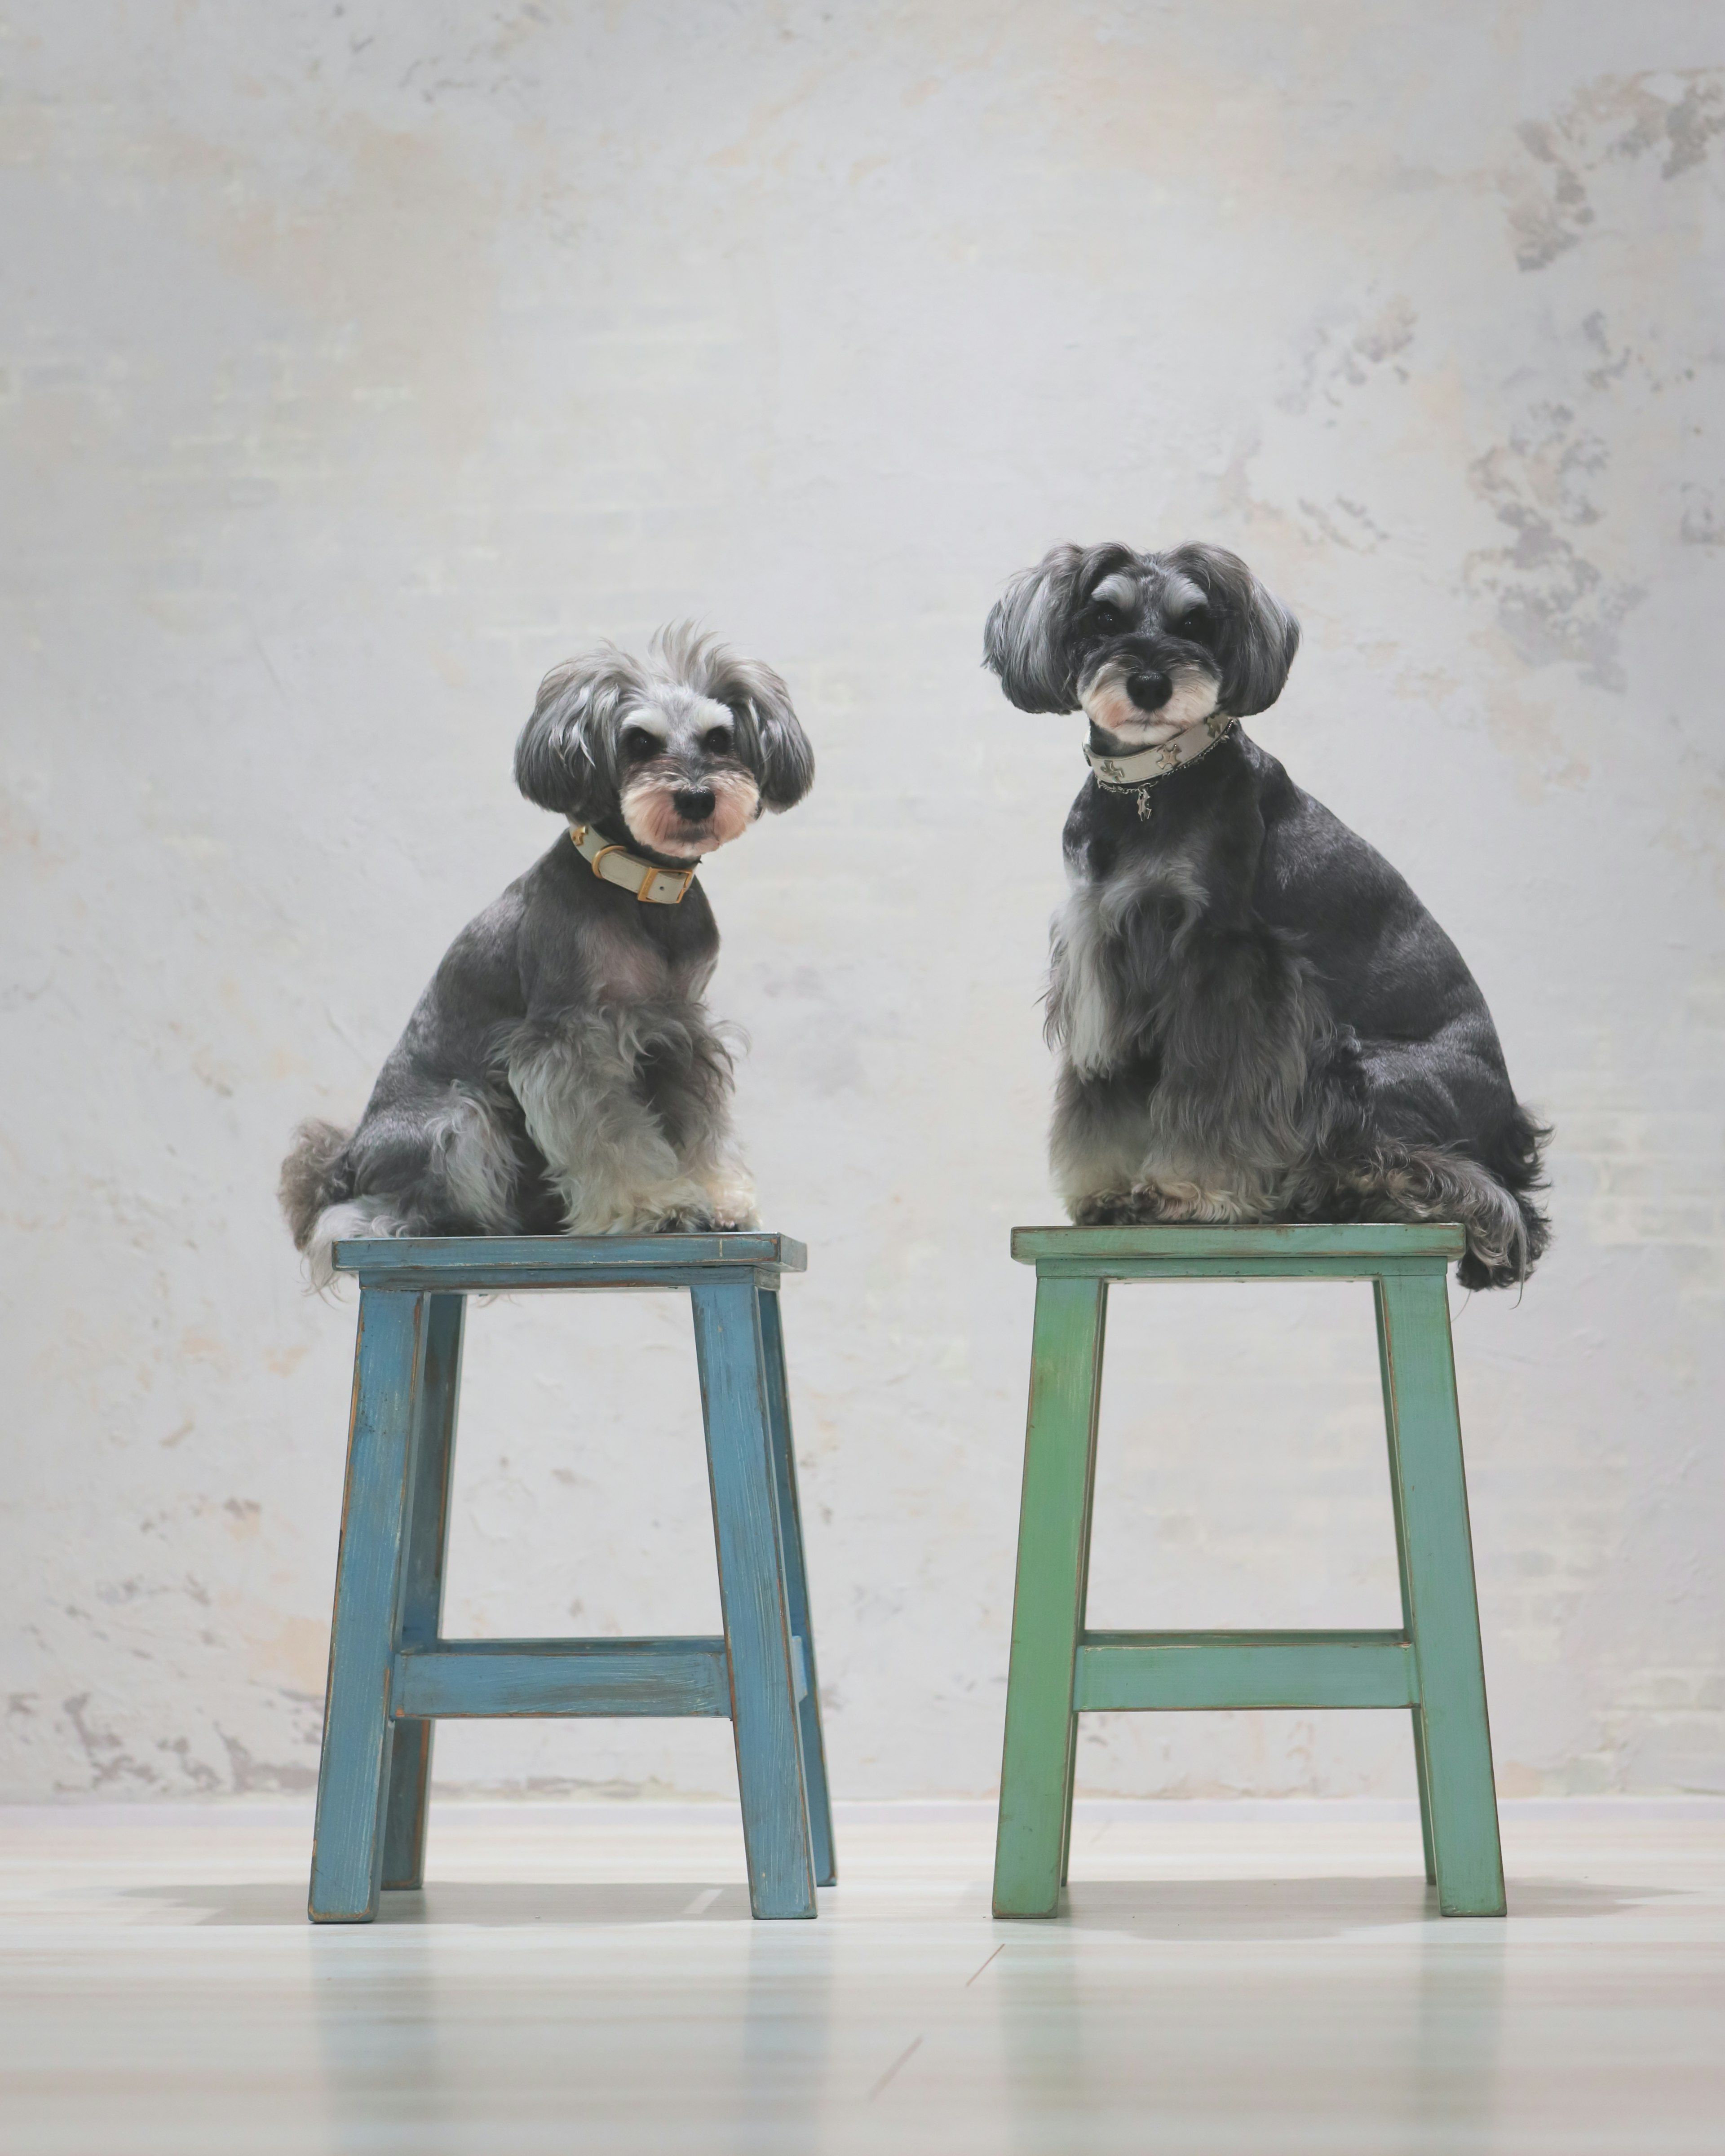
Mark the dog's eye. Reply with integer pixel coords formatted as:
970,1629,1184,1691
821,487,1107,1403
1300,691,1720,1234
1176,602,1213,641
702,727,732,755
1090,601,1122,631
620,728,660,762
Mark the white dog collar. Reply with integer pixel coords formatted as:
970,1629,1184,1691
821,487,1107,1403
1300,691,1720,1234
1085,717,1237,794
568,822,697,905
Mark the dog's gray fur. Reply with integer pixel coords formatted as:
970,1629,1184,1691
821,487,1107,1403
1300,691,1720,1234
280,625,813,1285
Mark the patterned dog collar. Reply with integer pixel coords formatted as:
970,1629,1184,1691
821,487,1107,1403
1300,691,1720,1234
1085,716,1238,817
1084,716,1238,791
568,822,698,904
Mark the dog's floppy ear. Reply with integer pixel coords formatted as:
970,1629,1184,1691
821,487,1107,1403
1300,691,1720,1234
1166,543,1300,717
514,646,643,818
729,658,814,813
983,544,1087,712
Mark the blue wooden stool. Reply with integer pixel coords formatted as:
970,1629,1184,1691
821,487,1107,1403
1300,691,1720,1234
308,1233,834,1922
993,1224,1505,1919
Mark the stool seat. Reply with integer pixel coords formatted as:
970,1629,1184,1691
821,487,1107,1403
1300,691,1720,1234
309,1233,833,1922
993,1221,1505,1919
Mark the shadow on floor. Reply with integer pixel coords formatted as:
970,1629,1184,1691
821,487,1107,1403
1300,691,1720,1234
124,1870,1668,1934
1056,1870,1663,1940
121,1880,758,1927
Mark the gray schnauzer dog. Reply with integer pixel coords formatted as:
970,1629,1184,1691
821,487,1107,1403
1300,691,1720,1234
280,625,814,1285
984,541,1549,1290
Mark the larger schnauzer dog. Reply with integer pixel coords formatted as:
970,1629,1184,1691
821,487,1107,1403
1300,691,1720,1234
280,625,814,1285
984,542,1548,1290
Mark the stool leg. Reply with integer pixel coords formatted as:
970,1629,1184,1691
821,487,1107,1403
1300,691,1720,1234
310,1289,426,1923
1377,1273,1505,1917
757,1284,837,1888
993,1274,1107,1918
691,1278,818,1920
1409,1711,1439,1887
1375,1286,1438,1888
1057,1714,1082,1889
381,1292,465,1891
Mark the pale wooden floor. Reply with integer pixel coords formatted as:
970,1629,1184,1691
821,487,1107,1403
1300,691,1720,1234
1,1798,1721,2153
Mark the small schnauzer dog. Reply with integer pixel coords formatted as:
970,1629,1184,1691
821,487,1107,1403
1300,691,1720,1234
280,625,814,1284
984,542,1549,1290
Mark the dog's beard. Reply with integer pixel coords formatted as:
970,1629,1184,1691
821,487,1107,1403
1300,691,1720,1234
1079,659,1221,748
620,765,761,859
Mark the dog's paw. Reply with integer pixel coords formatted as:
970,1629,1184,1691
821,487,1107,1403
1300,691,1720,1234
650,1206,718,1234
699,1169,759,1233
1071,1184,1203,1226
1072,1188,1155,1226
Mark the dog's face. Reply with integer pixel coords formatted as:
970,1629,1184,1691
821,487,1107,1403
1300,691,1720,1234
515,625,814,860
983,542,1300,747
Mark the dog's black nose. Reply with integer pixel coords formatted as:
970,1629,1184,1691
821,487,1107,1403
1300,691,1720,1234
1126,671,1172,712
674,787,716,822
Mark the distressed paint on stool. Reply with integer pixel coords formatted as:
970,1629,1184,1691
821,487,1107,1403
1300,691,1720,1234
308,1235,830,1922
992,1223,1505,1920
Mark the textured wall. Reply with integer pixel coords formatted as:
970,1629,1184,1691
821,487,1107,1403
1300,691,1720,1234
3,3,1722,1804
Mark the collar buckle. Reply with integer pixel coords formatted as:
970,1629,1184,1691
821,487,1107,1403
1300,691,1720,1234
568,824,698,905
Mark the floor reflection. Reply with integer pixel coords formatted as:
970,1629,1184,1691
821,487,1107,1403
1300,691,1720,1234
1407,1932,1507,2143
290,1879,837,2154
14,1806,1715,2154
991,1883,1515,2154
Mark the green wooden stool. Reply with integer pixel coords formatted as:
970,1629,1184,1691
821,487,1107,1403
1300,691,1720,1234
992,1224,1505,1920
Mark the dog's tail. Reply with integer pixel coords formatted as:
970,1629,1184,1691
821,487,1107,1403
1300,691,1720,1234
1295,1137,1549,1292
278,1119,354,1252
1489,1101,1553,1291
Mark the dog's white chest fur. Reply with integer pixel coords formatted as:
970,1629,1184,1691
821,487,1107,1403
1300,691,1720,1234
1050,853,1206,1079
1051,882,1123,1079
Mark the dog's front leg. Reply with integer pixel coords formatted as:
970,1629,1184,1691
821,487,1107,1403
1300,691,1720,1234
641,1016,760,1231
1052,921,1320,1227
505,1015,724,1234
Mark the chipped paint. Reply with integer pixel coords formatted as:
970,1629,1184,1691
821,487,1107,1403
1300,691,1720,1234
1502,71,1725,271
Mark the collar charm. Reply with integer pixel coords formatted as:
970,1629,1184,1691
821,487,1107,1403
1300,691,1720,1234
568,823,697,905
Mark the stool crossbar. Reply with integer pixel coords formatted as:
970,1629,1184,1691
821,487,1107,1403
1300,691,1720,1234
992,1223,1505,1919
309,1233,834,1923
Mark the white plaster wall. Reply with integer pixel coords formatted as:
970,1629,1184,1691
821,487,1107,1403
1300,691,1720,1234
3,2,1722,1804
